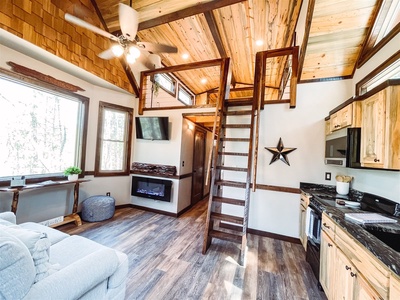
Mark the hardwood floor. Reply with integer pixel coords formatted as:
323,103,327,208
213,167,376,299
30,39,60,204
60,198,326,300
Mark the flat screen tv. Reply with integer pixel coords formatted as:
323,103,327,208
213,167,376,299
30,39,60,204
135,117,169,140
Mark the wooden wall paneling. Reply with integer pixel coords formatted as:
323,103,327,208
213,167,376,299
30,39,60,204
0,0,134,94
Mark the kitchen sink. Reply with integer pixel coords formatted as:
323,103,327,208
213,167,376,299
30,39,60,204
365,228,400,252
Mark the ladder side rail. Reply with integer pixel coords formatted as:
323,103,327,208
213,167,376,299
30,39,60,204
202,58,232,254
251,51,266,192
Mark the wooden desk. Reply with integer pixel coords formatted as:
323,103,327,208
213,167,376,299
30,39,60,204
0,179,90,227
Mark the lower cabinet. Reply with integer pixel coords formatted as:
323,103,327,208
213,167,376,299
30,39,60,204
320,213,390,299
320,231,336,299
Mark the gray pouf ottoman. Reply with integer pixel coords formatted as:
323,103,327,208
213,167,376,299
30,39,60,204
81,195,115,222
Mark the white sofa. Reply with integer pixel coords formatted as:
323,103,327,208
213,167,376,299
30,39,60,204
0,212,128,300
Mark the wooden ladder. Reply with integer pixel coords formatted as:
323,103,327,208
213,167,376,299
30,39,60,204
202,95,258,265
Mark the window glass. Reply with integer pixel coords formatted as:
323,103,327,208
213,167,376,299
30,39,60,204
0,76,85,178
178,86,194,105
358,55,400,95
95,102,132,176
155,73,176,94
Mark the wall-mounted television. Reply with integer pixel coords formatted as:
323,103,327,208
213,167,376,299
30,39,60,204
135,117,169,140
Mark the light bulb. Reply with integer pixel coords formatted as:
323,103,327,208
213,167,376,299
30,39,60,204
129,46,141,58
111,44,124,57
126,53,136,64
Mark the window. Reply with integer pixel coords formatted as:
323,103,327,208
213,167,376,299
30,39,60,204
178,85,194,105
356,51,400,95
95,102,133,176
0,75,88,180
154,73,176,95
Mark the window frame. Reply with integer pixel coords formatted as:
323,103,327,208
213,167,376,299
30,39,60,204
154,73,177,96
94,101,133,177
0,69,89,186
356,50,400,96
177,83,195,105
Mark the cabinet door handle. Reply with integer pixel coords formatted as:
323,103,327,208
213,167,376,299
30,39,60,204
374,158,380,162
350,272,357,278
345,265,351,271
323,223,330,229
328,243,333,247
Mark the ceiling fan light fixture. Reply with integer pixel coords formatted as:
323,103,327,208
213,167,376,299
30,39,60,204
129,46,141,58
111,44,124,57
126,53,136,64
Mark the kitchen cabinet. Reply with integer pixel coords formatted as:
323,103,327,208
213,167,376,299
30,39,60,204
329,102,362,133
325,119,332,135
361,84,400,170
320,230,336,299
320,213,390,299
334,248,357,299
361,90,386,168
299,192,310,250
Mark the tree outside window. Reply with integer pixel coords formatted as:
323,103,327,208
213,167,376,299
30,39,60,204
95,102,133,176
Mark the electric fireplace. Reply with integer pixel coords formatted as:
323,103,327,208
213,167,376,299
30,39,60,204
131,176,172,202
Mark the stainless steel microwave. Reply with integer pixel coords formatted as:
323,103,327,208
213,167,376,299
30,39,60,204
325,127,361,167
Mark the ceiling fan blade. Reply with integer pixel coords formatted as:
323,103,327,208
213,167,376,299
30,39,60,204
137,53,162,70
65,13,118,42
119,3,139,41
98,48,116,60
137,42,178,54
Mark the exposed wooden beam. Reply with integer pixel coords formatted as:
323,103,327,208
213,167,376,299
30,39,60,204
298,0,315,81
142,59,224,76
138,0,247,31
204,11,237,85
89,0,140,96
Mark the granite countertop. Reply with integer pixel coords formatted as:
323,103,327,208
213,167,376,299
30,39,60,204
300,183,400,276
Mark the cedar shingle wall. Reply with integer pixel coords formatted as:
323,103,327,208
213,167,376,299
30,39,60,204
0,0,133,93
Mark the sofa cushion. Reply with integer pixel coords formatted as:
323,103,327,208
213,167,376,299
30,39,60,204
20,222,69,245
0,212,16,224
0,229,35,299
0,224,56,283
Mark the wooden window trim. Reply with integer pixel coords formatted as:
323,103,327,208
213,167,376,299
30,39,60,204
0,68,89,185
356,50,400,96
94,101,133,177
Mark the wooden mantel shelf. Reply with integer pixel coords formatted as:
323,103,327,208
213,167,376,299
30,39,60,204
0,179,90,227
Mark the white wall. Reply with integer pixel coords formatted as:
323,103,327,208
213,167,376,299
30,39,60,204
0,44,135,223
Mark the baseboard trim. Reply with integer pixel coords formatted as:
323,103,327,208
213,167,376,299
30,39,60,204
248,228,301,244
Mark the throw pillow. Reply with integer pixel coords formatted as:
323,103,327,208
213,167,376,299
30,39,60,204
0,224,56,283
0,229,36,299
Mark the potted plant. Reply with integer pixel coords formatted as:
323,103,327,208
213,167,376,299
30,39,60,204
64,166,82,181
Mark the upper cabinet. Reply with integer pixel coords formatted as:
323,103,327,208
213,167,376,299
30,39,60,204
325,82,399,170
361,85,399,170
326,102,362,135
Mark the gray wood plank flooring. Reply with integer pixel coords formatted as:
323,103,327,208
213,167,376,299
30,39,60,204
60,198,326,300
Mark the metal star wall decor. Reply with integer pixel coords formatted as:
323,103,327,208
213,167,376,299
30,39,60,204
265,138,297,166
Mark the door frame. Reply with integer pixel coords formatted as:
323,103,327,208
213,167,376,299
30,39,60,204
191,126,207,205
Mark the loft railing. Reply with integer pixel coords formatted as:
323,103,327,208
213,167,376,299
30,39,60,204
251,46,299,191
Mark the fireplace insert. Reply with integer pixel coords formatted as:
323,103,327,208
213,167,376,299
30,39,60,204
131,176,172,202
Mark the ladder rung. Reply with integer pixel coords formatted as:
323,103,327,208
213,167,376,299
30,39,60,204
216,180,246,188
213,196,246,206
216,166,248,172
218,152,248,156
211,212,244,224
210,230,243,243
223,124,251,129
220,137,250,142
225,110,252,116
226,101,253,107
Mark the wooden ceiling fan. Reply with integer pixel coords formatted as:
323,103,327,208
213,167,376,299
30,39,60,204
65,3,177,69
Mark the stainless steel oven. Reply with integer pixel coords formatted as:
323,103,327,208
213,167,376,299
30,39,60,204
305,201,322,282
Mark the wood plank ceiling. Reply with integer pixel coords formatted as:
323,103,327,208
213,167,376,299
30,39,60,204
90,0,382,95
